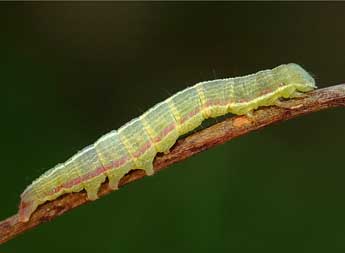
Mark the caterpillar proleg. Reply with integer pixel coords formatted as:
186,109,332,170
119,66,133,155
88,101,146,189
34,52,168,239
18,63,316,222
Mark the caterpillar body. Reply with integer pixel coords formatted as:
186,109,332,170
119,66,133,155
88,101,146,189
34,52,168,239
19,63,316,222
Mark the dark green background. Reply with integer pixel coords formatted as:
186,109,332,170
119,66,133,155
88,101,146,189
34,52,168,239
1,2,345,252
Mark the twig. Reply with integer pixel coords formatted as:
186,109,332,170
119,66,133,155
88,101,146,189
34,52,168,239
1,84,345,244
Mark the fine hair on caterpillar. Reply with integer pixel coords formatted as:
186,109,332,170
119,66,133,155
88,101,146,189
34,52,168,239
18,63,316,223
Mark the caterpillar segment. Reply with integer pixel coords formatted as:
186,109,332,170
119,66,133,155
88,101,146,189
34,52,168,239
140,101,179,154
94,130,135,191
196,79,228,118
169,87,204,136
75,145,107,201
118,118,156,176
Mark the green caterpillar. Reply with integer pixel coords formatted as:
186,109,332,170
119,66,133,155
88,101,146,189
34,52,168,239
18,63,316,222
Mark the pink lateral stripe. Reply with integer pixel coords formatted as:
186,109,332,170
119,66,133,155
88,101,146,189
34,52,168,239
113,155,128,168
133,141,152,158
205,99,227,107
153,122,175,143
259,87,273,95
180,108,200,124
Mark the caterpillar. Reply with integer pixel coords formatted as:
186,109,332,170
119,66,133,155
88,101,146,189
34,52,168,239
18,63,316,222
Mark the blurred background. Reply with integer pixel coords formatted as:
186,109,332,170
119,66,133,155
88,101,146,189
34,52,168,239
1,2,345,252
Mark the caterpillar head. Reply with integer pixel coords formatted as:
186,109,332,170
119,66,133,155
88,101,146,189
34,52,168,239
288,63,317,92
273,63,317,92
286,63,317,92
